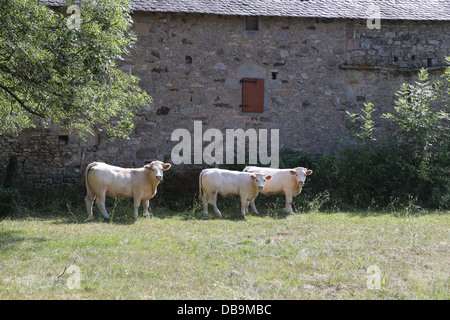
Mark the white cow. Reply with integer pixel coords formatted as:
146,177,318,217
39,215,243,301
85,160,171,220
199,168,272,217
243,166,312,214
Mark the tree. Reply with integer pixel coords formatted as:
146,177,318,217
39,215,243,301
0,0,152,139
382,65,449,152
346,102,377,143
344,61,449,208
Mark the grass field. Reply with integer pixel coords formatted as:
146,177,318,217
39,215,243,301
0,199,448,300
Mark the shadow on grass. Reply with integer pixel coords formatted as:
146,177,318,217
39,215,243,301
2,186,446,225
0,230,48,252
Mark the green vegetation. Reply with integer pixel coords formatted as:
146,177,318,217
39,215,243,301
0,0,151,139
302,64,448,210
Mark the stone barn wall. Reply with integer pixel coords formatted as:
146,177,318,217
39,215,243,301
1,12,449,189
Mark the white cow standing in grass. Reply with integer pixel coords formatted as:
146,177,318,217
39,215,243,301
85,160,171,220
243,166,312,214
199,168,272,217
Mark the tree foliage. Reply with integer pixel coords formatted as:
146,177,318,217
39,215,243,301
346,63,449,208
382,66,449,151
347,102,377,143
0,0,152,139
301,62,450,209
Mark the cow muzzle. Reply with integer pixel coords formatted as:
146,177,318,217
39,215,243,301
258,186,264,190
156,175,162,180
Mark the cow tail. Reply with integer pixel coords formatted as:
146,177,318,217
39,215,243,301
198,170,203,200
85,163,95,200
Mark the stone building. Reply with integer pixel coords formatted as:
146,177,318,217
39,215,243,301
1,0,450,188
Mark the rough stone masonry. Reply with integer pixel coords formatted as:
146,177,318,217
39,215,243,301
1,11,449,188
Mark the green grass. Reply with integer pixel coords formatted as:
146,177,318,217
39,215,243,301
0,199,448,300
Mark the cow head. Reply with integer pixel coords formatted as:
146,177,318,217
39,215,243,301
144,160,171,181
289,167,313,185
250,173,272,190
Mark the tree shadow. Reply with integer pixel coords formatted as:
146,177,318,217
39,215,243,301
150,199,291,221
2,182,296,224
0,230,48,253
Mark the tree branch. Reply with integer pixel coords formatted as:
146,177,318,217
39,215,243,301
0,82,44,117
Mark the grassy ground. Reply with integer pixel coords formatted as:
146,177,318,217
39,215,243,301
0,199,448,300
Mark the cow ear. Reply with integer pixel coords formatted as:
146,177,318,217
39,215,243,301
144,164,153,171
163,163,171,171
265,175,272,180
250,174,256,180
289,170,296,175
306,169,313,175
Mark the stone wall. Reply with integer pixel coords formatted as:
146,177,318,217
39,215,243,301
1,12,449,188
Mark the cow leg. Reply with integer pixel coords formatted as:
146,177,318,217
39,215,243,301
95,193,110,220
133,197,141,219
284,191,295,214
202,192,209,216
240,194,248,216
85,194,95,220
203,190,221,218
143,199,151,218
212,201,222,218
249,198,260,215
209,191,222,218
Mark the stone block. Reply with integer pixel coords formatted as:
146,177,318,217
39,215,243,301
276,31,287,41
236,62,267,79
345,85,354,102
213,63,227,70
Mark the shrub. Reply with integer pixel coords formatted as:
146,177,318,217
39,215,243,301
334,65,449,209
279,66,449,209
0,187,20,217
3,154,18,189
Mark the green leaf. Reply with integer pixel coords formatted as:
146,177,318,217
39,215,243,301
0,0,152,139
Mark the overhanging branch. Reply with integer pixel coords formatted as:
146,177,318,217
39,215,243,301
0,82,44,117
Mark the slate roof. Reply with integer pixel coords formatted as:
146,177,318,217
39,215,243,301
41,0,450,21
